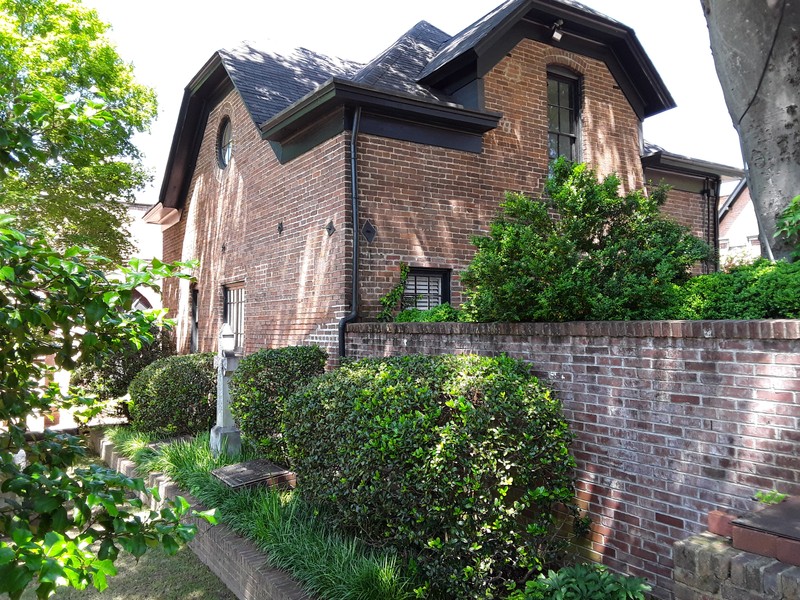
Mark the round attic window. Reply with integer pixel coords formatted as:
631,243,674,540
217,117,233,168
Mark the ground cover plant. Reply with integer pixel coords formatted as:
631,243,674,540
285,353,579,599
103,429,418,600
228,345,327,465
508,563,651,600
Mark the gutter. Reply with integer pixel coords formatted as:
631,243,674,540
338,107,362,358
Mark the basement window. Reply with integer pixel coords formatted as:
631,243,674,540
402,268,450,310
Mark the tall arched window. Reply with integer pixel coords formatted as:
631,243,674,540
217,117,233,169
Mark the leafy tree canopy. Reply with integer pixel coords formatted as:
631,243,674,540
0,0,157,260
0,215,212,599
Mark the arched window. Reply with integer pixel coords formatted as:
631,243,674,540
217,117,233,168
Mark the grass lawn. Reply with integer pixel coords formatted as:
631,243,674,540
20,543,236,600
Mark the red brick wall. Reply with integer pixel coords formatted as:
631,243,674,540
345,320,800,599
660,187,711,242
162,91,350,359
357,39,646,319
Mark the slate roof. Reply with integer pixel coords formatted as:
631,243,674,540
217,20,463,129
218,44,363,127
351,21,453,103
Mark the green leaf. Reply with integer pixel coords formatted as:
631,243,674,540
161,534,179,555
33,495,61,514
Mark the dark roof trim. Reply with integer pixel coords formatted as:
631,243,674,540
642,147,744,181
156,54,234,212
259,77,502,145
420,0,675,119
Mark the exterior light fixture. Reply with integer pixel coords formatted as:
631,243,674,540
219,322,236,357
551,19,564,42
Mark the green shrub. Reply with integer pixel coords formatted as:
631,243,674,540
461,158,710,322
395,302,461,322
128,353,216,437
71,325,175,418
284,354,577,599
228,345,327,465
509,563,651,600
673,259,800,319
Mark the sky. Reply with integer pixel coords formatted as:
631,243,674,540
83,0,744,206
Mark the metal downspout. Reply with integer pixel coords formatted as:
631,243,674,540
712,177,721,272
338,107,362,357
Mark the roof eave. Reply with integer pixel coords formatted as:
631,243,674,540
158,54,232,210
259,78,502,143
641,150,744,181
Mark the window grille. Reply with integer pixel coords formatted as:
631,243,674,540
223,285,245,352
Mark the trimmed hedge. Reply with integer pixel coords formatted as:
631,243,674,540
228,345,327,465
673,259,800,319
284,354,577,599
128,353,216,437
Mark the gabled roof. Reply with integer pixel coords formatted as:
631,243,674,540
148,0,677,223
419,0,674,119
219,44,363,126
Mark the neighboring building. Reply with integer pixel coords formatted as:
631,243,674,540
718,179,762,268
641,143,743,273
144,0,742,360
127,201,164,310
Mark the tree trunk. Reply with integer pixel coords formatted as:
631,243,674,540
701,0,800,261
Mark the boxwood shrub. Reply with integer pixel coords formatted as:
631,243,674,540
128,352,216,437
672,258,800,319
284,354,577,599
228,345,327,465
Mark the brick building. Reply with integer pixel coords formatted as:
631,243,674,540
145,0,741,359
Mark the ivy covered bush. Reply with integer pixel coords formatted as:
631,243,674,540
284,354,577,599
229,345,327,465
128,353,216,437
71,325,175,418
672,259,800,319
461,158,710,322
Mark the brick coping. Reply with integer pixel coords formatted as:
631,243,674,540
348,319,800,340
88,430,312,600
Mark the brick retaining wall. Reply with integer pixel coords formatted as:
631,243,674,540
345,320,800,599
